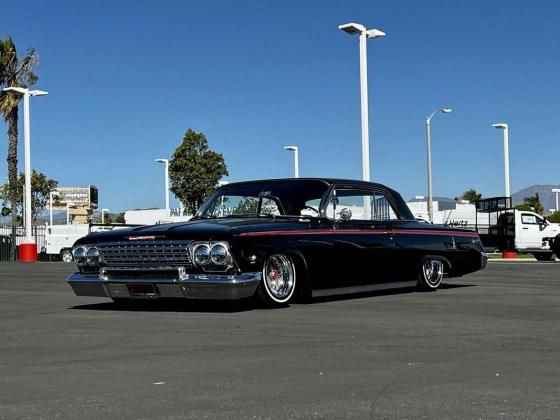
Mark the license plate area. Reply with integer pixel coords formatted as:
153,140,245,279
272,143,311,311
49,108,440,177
127,283,157,297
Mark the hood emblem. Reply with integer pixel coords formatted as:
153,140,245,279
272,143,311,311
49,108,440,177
128,235,157,241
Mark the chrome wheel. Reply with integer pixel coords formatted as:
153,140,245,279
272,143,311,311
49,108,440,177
262,254,296,303
421,259,443,289
61,250,73,263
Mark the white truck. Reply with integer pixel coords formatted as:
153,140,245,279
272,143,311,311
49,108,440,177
408,197,560,260
476,208,560,260
44,224,130,262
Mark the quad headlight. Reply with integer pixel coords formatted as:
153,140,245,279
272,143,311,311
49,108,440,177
190,241,233,271
210,243,228,265
73,246,87,265
193,243,210,265
73,245,102,269
86,247,100,267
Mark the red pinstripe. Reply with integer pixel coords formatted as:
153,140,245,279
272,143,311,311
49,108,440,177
238,229,478,238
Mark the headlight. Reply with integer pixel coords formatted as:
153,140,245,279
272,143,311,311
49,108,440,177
73,246,87,266
210,243,229,265
86,247,100,267
190,241,233,271
193,244,210,265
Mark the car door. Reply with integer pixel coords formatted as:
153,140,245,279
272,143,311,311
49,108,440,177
320,187,398,287
517,213,542,249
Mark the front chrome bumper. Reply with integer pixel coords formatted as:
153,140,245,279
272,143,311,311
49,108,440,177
66,271,261,300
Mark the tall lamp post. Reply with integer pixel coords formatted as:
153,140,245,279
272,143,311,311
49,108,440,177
155,158,170,212
283,146,299,178
492,123,510,198
101,208,110,224
425,108,453,223
2,87,48,262
339,22,385,182
552,188,560,212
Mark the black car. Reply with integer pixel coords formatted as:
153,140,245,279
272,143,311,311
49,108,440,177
67,178,487,306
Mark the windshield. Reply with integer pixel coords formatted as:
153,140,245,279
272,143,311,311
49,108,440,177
197,180,330,219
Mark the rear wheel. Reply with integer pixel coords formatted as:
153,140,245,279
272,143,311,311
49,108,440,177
533,252,553,261
60,249,73,263
255,254,296,307
418,258,444,291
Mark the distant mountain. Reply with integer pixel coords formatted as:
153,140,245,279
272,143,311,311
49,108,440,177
512,185,560,211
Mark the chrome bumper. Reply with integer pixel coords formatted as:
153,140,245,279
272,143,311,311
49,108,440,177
66,271,261,300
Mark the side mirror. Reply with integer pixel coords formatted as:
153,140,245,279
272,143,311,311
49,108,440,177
339,208,352,221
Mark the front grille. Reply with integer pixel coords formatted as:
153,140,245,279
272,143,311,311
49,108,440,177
97,240,193,270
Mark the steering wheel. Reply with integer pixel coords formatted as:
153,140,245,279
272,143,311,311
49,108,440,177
302,206,320,216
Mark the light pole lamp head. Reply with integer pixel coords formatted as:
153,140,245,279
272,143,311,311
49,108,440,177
366,28,386,39
492,123,508,130
29,90,48,97
155,158,169,164
441,108,452,113
2,86,27,94
284,146,298,152
552,189,560,193
338,23,366,35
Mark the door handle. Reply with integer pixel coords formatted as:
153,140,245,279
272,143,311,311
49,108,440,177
522,227,528,230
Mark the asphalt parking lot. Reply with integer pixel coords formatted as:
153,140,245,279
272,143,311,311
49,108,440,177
1,262,560,419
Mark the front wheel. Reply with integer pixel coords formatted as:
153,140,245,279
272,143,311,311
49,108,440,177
418,258,444,291
255,254,296,307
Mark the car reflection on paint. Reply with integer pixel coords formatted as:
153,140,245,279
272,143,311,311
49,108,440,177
66,178,487,307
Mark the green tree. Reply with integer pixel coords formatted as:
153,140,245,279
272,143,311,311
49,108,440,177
114,212,126,223
0,38,39,259
0,170,57,222
462,189,482,203
169,129,228,214
547,211,560,223
515,193,544,215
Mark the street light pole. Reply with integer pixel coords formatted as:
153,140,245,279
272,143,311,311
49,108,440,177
339,23,385,182
492,123,510,198
425,108,453,223
2,87,48,262
552,188,560,211
283,146,299,178
101,208,109,224
155,159,170,211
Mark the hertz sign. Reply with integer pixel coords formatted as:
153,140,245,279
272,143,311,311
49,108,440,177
52,186,98,209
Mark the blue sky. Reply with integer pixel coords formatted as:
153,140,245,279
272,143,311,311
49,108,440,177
1,0,559,211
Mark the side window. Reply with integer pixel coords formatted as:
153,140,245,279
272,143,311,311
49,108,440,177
325,189,400,221
521,214,537,224
301,198,321,216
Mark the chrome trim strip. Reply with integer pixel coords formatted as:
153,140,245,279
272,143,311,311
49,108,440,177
311,281,417,298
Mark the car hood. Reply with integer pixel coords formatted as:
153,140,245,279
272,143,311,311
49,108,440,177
76,217,317,244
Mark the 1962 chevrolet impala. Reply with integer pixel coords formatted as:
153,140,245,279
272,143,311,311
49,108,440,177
67,178,487,306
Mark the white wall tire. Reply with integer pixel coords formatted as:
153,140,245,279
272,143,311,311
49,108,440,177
418,258,444,290
256,254,296,306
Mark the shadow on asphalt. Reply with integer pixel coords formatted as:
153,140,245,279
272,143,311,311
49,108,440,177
68,283,476,312
308,283,475,304
69,299,256,313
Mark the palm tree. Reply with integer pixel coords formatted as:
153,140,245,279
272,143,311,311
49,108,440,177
0,37,38,259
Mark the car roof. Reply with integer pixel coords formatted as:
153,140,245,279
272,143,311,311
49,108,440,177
221,177,390,190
